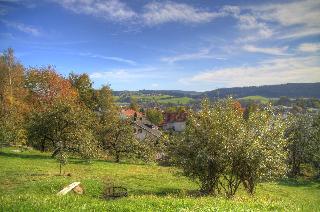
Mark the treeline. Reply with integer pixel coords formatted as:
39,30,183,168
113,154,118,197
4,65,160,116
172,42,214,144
275,96,320,108
0,49,162,173
202,83,320,99
115,83,320,100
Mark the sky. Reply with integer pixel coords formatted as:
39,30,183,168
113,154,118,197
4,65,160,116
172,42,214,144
0,0,319,91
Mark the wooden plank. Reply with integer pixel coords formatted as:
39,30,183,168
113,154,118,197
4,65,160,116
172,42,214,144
57,182,80,196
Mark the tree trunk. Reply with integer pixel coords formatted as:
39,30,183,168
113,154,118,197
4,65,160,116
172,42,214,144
290,161,301,177
60,162,62,175
52,147,60,158
115,152,120,163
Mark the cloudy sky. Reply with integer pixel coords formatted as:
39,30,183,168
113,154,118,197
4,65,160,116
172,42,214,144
0,0,319,91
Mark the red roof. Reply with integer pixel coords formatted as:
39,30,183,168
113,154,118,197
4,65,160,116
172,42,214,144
163,112,187,124
121,109,142,117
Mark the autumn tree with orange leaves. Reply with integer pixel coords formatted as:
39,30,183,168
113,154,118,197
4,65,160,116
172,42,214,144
25,66,99,174
0,48,29,147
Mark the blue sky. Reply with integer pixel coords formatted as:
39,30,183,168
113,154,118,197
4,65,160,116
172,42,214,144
0,0,319,91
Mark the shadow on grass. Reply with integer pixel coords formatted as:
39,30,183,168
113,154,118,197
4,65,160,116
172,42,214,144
277,178,320,187
0,151,51,160
66,157,152,167
130,187,202,197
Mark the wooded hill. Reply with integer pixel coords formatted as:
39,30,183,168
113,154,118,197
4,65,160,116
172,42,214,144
114,83,320,99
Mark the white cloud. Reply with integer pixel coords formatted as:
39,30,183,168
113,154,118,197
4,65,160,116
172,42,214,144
251,0,319,27
221,5,240,16
50,0,319,41
78,52,136,65
53,0,226,25
161,48,226,63
142,1,224,25
279,28,320,40
298,43,320,53
243,45,289,56
237,15,273,39
89,67,160,81
90,70,137,80
54,0,137,22
249,0,320,39
179,56,320,87
2,20,40,36
219,6,274,42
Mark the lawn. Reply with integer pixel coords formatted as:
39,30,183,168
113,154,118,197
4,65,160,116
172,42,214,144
239,96,271,104
157,97,194,104
0,147,319,211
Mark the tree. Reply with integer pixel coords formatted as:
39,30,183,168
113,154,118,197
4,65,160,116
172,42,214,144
96,86,137,162
239,106,287,194
276,96,291,106
310,114,320,177
27,101,98,174
99,118,137,162
285,114,313,176
171,98,287,197
0,48,28,147
146,108,163,126
25,66,78,108
243,102,258,120
129,97,139,111
96,85,117,113
68,72,96,110
286,113,320,177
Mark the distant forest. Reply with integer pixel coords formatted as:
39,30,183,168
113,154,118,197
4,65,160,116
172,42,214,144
114,83,320,99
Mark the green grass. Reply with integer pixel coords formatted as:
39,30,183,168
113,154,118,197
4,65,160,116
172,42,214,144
239,96,271,104
1,148,319,211
132,94,172,101
129,94,194,105
157,97,194,104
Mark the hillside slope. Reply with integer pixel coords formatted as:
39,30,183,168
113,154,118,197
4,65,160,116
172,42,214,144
1,148,319,211
202,83,320,99
114,83,320,100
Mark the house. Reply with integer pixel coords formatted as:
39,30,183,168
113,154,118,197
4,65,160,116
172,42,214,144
162,112,187,132
133,119,162,140
120,109,162,140
120,109,143,120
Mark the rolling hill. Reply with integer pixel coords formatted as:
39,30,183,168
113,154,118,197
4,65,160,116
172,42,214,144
114,83,320,104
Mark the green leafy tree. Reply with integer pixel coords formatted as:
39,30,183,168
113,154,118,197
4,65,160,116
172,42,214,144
100,118,137,162
27,101,98,174
239,106,287,194
276,96,292,106
310,114,320,177
243,102,258,120
68,72,96,110
286,114,320,177
171,98,287,197
146,108,163,125
96,85,117,113
129,97,139,111
96,86,138,162
285,114,313,176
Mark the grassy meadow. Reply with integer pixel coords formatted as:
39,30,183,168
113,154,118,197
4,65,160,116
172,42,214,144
0,147,319,211
238,96,271,104
124,94,195,105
